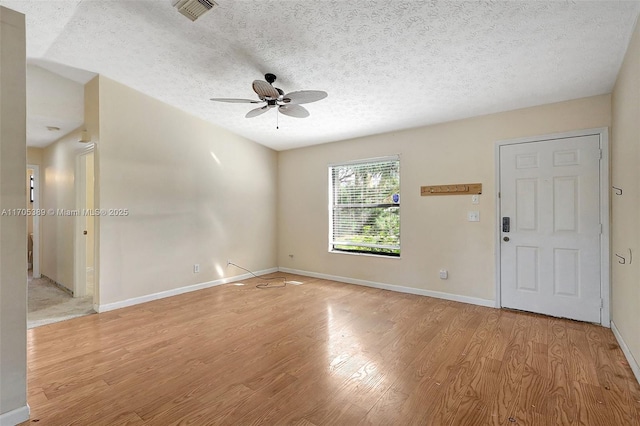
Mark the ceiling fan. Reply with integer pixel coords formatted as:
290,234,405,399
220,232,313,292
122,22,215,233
210,73,327,119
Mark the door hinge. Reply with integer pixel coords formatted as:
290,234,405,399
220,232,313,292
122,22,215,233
600,223,603,234
599,149,603,160
498,192,501,198
600,299,604,308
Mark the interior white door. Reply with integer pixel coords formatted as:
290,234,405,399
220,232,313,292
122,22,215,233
499,135,602,323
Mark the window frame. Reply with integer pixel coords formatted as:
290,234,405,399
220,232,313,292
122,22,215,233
328,155,401,258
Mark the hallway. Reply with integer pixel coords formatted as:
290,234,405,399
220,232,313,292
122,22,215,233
28,272,94,329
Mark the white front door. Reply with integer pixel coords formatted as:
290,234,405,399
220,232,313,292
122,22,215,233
499,134,602,323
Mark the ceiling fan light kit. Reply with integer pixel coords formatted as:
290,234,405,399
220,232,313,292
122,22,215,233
211,73,327,122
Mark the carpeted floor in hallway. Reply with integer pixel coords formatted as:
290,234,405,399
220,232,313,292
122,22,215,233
28,273,95,329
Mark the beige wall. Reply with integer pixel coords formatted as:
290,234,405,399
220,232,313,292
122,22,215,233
85,76,100,302
278,94,611,302
27,147,44,232
611,18,640,375
26,148,43,271
0,6,28,422
26,148,41,234
41,129,87,291
26,169,33,235
84,77,99,140
96,77,278,306
27,147,43,165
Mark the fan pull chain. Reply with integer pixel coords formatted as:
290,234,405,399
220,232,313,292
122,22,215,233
276,109,279,129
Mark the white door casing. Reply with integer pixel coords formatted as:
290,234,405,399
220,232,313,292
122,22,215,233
496,129,609,325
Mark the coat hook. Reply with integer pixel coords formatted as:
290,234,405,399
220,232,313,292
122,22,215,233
615,253,626,264
612,186,622,195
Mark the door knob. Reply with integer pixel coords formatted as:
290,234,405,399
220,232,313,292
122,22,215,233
83,230,88,235
503,236,509,242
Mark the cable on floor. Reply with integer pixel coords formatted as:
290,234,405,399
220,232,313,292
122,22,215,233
227,261,287,289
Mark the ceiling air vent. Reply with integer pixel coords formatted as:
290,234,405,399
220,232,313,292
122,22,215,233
172,0,217,21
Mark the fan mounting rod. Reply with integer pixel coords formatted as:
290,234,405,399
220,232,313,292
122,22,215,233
264,73,277,84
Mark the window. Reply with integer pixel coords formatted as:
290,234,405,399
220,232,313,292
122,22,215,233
329,157,400,256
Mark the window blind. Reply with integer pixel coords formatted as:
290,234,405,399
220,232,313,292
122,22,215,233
329,157,400,256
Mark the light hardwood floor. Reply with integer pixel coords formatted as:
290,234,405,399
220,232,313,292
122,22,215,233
22,273,640,425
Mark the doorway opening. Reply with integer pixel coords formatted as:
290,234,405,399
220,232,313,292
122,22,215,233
27,148,98,329
27,165,40,278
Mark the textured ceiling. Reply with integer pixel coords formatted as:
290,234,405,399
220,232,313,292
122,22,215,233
4,0,639,151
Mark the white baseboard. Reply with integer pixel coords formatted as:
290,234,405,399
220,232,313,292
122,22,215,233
0,405,30,426
278,267,495,308
611,320,640,385
94,266,494,314
96,268,279,313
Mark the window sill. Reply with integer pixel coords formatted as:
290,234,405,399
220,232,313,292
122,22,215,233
329,250,401,260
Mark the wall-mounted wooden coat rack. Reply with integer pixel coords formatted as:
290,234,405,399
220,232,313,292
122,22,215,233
421,183,482,196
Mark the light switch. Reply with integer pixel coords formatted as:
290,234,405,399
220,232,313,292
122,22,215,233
471,195,479,204
467,211,480,222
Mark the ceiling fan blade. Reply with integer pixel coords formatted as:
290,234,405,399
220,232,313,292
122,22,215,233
282,90,328,105
245,106,270,118
252,80,279,99
279,104,309,118
210,98,262,103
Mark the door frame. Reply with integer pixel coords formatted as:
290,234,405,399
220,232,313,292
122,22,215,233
74,144,95,299
27,164,41,278
494,128,610,326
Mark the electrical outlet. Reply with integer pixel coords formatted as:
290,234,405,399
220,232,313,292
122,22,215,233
439,269,448,279
193,264,200,273
467,211,480,222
